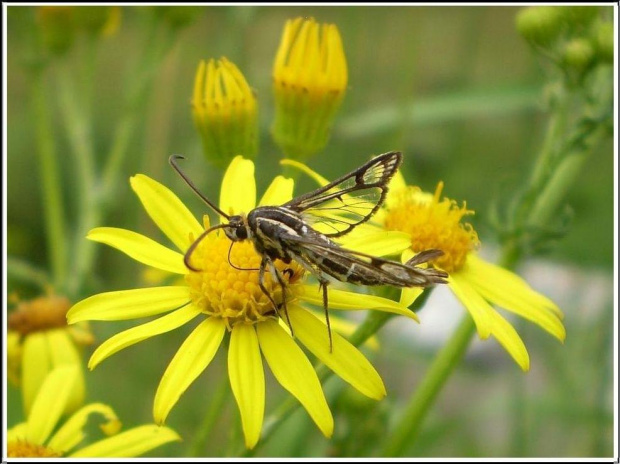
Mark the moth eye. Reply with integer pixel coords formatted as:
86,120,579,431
236,227,247,240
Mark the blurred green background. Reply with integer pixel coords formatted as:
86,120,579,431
6,5,615,457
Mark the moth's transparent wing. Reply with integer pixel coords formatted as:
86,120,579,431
284,152,402,237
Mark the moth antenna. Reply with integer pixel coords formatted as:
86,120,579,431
169,155,230,220
227,241,260,272
185,224,231,271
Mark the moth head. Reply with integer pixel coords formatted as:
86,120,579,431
225,215,251,241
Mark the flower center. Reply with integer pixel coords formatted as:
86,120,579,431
8,295,71,336
184,230,304,328
383,182,480,273
8,440,61,457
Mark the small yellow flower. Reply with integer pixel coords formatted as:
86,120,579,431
192,58,258,167
37,6,75,56
68,156,417,449
7,366,180,457
284,159,566,371
8,292,93,416
272,17,348,159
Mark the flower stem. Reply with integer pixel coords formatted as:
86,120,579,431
31,69,68,289
186,374,230,457
382,314,477,456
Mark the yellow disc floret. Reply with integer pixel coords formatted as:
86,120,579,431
8,441,61,457
185,230,304,329
384,182,480,273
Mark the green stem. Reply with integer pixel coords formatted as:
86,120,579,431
382,315,477,456
382,246,518,457
7,256,50,289
187,375,230,457
56,64,98,299
31,69,68,289
70,16,177,296
527,123,608,229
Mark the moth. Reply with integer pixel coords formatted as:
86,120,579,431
170,152,448,350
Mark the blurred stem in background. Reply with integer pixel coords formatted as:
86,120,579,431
31,67,69,289
382,6,613,456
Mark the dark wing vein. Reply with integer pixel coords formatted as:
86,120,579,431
283,151,402,237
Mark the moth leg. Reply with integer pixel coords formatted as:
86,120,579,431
268,259,294,338
319,279,333,353
258,257,294,337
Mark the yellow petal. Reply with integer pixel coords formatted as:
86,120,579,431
486,309,530,371
288,306,386,400
219,156,256,216
257,319,333,438
67,286,190,323
450,274,530,371
7,331,21,385
89,304,201,370
87,227,187,275
338,231,411,257
384,170,407,209
7,423,28,442
307,310,380,350
130,174,202,251
297,285,418,322
46,329,85,413
154,317,225,424
22,332,52,416
280,159,330,187
70,425,181,457
399,287,424,307
26,365,80,445
47,403,119,454
467,254,563,318
258,175,294,207
448,274,492,339
229,324,264,449
463,256,565,341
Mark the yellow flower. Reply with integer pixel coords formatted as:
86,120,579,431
8,292,93,416
67,156,418,449
283,159,566,371
272,17,348,159
192,58,258,167
7,366,180,457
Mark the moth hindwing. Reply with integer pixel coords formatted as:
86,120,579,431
169,152,447,352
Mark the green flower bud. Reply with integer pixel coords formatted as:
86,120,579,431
73,6,121,36
559,6,599,29
272,17,348,160
595,22,614,63
192,58,258,168
516,6,563,47
37,7,75,57
562,38,595,72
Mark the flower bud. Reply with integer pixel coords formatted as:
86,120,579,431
192,58,258,167
272,17,348,160
516,6,563,48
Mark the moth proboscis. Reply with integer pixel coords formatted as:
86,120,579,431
170,152,448,351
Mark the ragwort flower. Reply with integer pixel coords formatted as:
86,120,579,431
67,156,419,448
283,159,566,371
8,292,93,416
7,366,180,457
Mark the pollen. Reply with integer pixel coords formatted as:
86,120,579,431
8,294,71,336
184,230,304,328
383,182,480,273
8,440,61,457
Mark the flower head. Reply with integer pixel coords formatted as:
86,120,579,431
192,58,258,167
67,156,418,448
286,160,566,371
272,17,348,159
7,366,179,457
8,292,93,416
